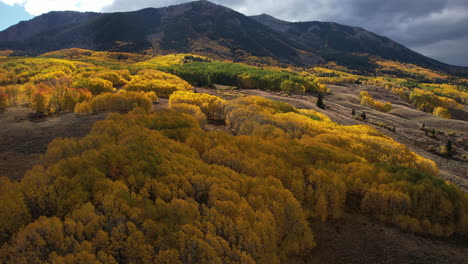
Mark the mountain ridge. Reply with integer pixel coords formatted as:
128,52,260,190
0,1,322,65
250,13,467,74
0,0,467,75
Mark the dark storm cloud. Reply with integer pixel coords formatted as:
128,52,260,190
102,0,468,66
334,0,468,66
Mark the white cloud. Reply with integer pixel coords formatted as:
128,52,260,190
0,0,114,15
1,0,26,5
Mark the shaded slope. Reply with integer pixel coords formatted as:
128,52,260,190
251,14,468,75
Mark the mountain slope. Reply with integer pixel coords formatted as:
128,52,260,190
0,11,100,43
0,1,321,65
251,14,468,75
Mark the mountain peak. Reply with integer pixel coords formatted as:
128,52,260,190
251,13,288,23
174,0,224,9
160,0,236,16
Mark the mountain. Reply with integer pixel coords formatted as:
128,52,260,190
250,14,468,75
0,0,467,74
0,1,321,65
0,11,100,44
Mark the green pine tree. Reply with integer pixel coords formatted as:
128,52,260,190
446,139,452,153
360,112,367,120
317,93,325,109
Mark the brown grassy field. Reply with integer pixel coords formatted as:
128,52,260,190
302,214,468,264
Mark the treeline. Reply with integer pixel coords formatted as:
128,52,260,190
1,77,92,114
1,93,466,263
310,67,362,85
141,57,328,93
74,91,157,115
123,69,192,98
0,57,191,114
419,83,468,106
359,91,392,113
169,91,226,121
409,88,463,117
2,51,465,120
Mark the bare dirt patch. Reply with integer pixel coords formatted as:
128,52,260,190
0,107,106,180
297,214,468,264
154,98,169,111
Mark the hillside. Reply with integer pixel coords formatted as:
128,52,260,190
0,1,320,65
1,1,468,75
251,14,468,75
0,49,467,263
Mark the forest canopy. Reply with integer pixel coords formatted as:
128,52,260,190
0,92,467,263
0,49,467,263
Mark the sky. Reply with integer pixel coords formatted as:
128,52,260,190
0,0,467,66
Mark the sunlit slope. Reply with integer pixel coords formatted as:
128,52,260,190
1,51,466,121
0,53,327,113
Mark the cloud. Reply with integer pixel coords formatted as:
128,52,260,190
413,36,468,67
331,0,468,66
0,0,113,15
1,0,26,5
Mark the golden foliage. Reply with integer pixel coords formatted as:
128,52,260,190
93,70,130,86
1,95,467,263
391,87,409,100
374,59,448,81
74,91,156,114
433,107,451,119
170,103,207,126
41,48,148,64
359,91,392,112
169,91,226,121
133,54,210,69
409,88,462,113
74,78,114,95
124,69,192,98
419,83,468,105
